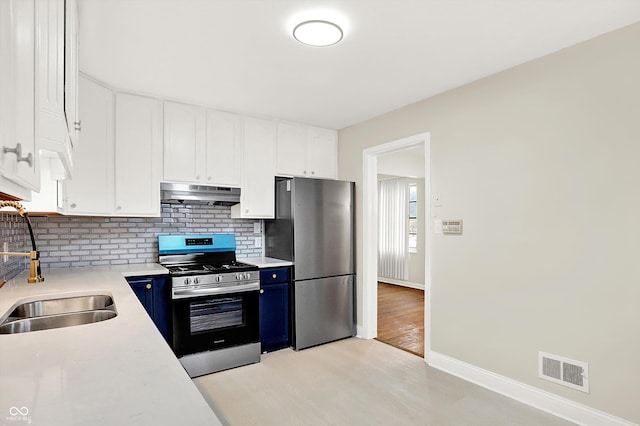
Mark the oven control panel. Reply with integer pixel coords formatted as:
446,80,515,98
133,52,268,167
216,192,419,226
172,270,259,289
185,237,213,246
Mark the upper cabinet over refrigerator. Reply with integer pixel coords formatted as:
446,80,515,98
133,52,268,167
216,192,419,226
276,122,337,180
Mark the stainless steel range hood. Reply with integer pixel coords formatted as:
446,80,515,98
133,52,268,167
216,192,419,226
160,182,240,206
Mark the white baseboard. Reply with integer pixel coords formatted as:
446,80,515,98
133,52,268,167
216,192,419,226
428,351,635,426
377,277,424,290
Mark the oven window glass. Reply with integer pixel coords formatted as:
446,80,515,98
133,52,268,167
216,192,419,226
189,297,244,334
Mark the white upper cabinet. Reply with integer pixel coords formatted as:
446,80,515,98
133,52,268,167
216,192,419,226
114,93,162,216
231,117,276,219
162,102,241,188
307,126,337,179
64,76,113,215
36,0,73,176
64,0,80,148
276,122,337,179
276,122,307,177
65,77,162,217
0,0,19,196
205,110,241,187
1,0,77,201
36,0,65,141
162,101,206,184
0,0,39,195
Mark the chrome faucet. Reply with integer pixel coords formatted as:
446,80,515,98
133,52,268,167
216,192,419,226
0,200,44,283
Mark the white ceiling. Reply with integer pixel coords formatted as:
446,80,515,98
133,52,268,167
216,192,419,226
79,0,640,130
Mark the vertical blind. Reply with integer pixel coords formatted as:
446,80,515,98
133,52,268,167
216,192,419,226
378,178,409,280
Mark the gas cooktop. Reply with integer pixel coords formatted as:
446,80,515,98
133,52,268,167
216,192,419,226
167,260,256,276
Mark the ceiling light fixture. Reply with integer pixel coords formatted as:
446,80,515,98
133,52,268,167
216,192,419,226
293,20,343,47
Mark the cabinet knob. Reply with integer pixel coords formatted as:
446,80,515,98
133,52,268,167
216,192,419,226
260,289,264,294
272,273,277,279
116,206,122,211
146,283,152,290
3,143,33,167
311,171,315,175
196,175,201,180
207,176,212,181
70,203,77,209
74,120,82,131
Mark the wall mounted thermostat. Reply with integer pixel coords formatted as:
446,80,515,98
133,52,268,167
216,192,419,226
442,220,463,235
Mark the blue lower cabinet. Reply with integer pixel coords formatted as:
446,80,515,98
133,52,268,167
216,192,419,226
259,268,290,353
126,275,171,344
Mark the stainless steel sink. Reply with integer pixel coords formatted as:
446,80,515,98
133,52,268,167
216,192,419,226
6,294,115,319
0,310,117,334
1,294,117,334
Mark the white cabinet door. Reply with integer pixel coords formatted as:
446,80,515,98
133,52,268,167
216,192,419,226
36,0,72,175
0,0,39,192
65,76,113,215
0,0,16,191
307,127,337,179
205,110,240,187
275,122,338,180
231,117,276,218
163,101,206,183
276,122,307,177
36,0,65,142
115,93,161,216
64,0,80,148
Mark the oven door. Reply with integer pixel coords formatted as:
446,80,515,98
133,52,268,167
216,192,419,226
172,288,259,356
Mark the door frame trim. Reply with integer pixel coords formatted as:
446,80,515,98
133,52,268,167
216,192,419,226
361,132,431,362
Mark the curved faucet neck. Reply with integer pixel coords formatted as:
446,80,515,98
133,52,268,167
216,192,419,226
1,200,43,283
0,200,37,252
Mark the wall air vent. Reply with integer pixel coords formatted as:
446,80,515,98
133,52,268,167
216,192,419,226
538,351,589,393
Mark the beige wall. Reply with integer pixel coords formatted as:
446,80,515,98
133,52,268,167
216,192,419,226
338,22,640,423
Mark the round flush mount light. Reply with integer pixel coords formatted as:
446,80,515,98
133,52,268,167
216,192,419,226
293,20,343,47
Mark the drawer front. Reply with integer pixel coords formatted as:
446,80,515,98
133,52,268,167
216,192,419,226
260,267,289,284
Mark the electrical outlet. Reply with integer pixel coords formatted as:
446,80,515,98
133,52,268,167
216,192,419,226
254,237,262,248
253,222,261,234
3,242,8,262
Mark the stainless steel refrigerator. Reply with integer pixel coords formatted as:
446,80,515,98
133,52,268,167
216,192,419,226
265,177,355,350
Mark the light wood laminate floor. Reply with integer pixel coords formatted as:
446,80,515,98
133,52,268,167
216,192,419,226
376,282,424,357
194,338,574,426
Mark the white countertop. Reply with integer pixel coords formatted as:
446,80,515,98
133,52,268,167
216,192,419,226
241,257,293,268
0,264,222,426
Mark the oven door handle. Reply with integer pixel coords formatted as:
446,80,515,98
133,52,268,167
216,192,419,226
172,282,260,299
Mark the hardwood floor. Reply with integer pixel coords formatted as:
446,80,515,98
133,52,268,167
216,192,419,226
376,281,424,357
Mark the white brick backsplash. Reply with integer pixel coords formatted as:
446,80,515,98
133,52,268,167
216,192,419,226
0,203,262,277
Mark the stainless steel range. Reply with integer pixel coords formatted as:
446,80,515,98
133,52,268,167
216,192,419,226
158,233,260,378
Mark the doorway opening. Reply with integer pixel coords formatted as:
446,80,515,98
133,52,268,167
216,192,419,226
362,132,431,361
376,281,425,356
